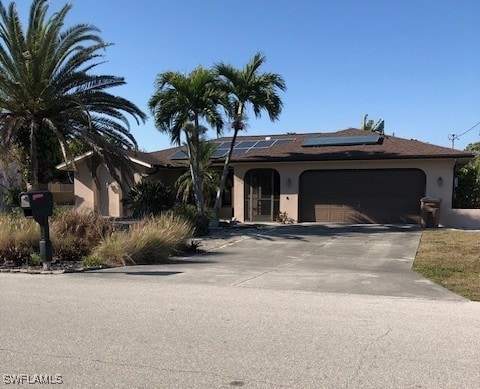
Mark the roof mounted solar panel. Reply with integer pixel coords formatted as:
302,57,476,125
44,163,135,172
215,141,231,149
170,150,188,159
254,140,276,148
302,135,380,147
273,139,295,146
210,149,229,159
169,137,297,160
231,148,250,156
236,140,257,148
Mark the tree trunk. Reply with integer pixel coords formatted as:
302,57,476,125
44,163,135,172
212,127,239,216
185,128,205,216
213,102,244,216
29,122,39,190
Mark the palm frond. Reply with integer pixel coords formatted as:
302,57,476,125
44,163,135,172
0,0,146,189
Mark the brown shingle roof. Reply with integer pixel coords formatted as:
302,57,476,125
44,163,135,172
136,128,473,167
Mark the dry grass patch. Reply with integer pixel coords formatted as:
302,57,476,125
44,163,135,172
93,213,194,266
0,213,38,265
51,209,113,261
414,230,480,301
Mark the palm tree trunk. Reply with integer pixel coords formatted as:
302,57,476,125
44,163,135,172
213,103,244,216
212,127,238,215
29,122,39,190
185,128,205,216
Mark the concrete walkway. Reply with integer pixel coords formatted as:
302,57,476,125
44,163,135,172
84,224,463,301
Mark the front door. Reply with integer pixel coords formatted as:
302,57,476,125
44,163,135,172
244,169,280,222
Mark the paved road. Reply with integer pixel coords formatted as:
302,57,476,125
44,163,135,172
1,225,478,388
1,274,479,388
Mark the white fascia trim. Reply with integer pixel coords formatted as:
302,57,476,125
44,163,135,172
56,151,154,170
127,157,154,168
56,151,94,170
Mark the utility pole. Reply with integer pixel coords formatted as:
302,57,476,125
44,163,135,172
448,133,458,149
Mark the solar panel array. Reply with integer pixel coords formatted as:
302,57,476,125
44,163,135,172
170,138,295,160
301,135,380,147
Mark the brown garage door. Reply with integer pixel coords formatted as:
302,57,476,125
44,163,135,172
299,169,426,223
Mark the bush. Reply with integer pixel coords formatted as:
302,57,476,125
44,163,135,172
122,180,174,218
80,255,105,268
171,203,209,236
50,209,113,261
454,142,480,209
454,164,480,208
28,253,42,267
0,213,38,265
93,213,194,266
2,186,23,209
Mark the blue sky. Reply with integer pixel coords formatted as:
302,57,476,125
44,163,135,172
15,0,480,151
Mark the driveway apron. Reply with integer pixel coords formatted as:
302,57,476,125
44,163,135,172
86,224,463,300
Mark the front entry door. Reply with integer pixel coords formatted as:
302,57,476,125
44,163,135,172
244,169,280,222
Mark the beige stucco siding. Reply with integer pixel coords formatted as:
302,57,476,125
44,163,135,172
96,164,122,216
74,160,125,217
74,162,95,212
233,158,456,224
442,209,480,229
70,155,478,228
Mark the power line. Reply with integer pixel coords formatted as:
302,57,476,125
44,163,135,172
448,120,480,149
458,120,480,137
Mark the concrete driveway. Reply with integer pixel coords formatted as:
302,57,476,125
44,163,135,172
83,224,462,300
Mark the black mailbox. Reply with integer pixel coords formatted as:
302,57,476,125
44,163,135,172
19,191,53,220
18,190,54,270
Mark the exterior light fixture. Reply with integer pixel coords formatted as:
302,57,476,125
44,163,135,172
286,178,292,188
437,176,443,186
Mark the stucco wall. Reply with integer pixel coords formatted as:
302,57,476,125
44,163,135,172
96,164,122,217
74,162,95,212
232,158,459,225
442,209,480,229
74,160,125,217
70,156,479,228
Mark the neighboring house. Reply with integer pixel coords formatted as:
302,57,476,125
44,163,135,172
57,128,480,228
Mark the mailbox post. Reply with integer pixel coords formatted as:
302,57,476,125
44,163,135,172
19,191,54,270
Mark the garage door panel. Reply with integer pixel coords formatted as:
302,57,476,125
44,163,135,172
315,205,356,223
300,169,426,223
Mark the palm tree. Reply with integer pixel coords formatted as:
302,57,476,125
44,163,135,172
212,53,286,215
149,66,224,216
0,0,146,190
175,140,219,206
362,114,385,135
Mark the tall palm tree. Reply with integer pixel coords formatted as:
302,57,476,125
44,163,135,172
212,53,286,215
149,66,224,216
0,0,146,190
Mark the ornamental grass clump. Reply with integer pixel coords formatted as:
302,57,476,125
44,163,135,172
0,213,38,265
51,209,113,261
93,213,194,266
